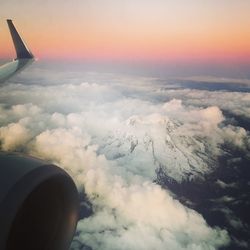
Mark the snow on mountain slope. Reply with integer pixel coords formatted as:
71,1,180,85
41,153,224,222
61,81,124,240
98,112,215,182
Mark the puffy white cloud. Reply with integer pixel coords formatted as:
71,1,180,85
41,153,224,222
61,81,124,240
220,125,249,150
157,88,250,119
0,122,30,150
75,181,229,249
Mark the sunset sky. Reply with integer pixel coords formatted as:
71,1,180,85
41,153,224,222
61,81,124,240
0,0,250,64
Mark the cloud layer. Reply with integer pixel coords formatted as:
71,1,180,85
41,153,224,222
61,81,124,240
1,64,250,249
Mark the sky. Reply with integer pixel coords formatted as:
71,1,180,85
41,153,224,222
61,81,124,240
0,0,250,66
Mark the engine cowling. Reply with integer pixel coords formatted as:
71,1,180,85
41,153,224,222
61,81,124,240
0,152,79,250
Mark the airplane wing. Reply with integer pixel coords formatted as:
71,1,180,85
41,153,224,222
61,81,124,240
7,19,34,59
0,19,34,83
0,21,79,250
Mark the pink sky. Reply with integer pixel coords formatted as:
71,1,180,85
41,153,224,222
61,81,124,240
0,0,250,64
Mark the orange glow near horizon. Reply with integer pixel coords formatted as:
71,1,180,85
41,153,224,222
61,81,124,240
0,0,250,64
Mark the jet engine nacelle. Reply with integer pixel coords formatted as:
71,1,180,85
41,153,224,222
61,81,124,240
0,152,79,250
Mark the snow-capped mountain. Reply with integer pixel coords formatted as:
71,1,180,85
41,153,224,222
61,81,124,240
98,114,215,182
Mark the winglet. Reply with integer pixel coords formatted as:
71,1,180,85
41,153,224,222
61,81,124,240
7,19,34,59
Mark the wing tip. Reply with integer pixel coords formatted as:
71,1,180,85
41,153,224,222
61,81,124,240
6,19,34,59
